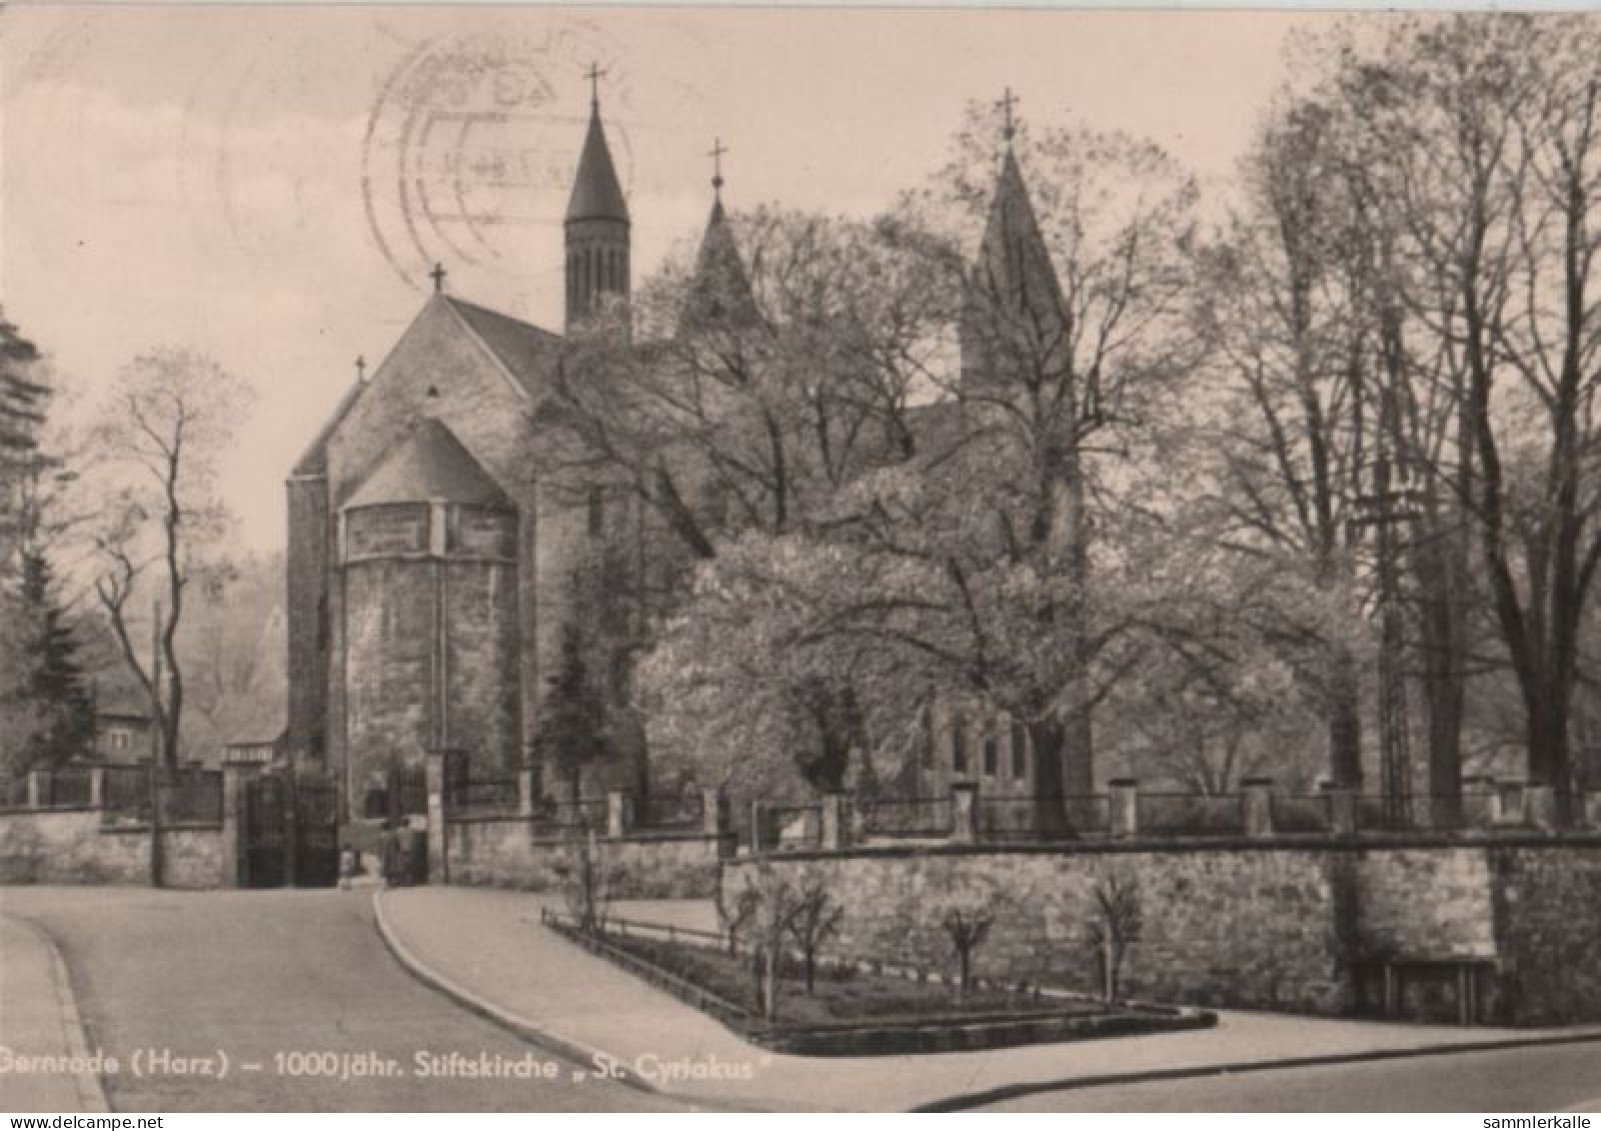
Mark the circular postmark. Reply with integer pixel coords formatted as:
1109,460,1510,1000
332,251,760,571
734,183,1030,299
361,24,645,302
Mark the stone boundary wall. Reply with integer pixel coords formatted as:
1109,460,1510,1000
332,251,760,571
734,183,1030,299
442,815,729,898
724,837,1601,1025
0,807,232,889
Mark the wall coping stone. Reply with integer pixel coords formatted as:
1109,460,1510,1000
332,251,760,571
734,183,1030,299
737,832,1601,863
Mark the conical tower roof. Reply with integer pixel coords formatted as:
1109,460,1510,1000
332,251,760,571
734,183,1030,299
565,103,630,226
680,197,760,333
975,149,1066,324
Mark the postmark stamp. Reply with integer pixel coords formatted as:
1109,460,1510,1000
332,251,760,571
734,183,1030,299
361,24,641,300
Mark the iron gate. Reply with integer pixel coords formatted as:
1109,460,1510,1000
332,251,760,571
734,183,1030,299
242,772,341,888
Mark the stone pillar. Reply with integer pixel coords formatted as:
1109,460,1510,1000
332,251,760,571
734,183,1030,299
220,767,245,887
89,768,106,811
1320,783,1357,837
26,770,45,809
606,790,633,838
1524,784,1557,832
1499,781,1527,827
518,767,536,819
820,793,848,851
950,781,978,844
1463,777,1501,829
425,750,449,885
1241,778,1274,839
702,787,729,837
1108,779,1139,839
749,800,770,853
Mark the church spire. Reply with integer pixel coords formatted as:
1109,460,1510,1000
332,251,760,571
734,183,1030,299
565,65,630,329
960,94,1069,393
679,141,759,334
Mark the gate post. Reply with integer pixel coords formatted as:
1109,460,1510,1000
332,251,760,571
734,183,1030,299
425,750,451,884
518,766,536,819
220,766,246,887
283,772,300,887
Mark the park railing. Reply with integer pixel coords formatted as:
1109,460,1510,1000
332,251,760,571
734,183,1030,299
447,776,521,816
636,792,705,832
854,795,954,839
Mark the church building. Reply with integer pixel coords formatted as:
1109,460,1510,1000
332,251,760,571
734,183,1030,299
285,83,1081,823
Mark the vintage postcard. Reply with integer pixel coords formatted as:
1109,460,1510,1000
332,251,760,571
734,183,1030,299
3,4,1601,1118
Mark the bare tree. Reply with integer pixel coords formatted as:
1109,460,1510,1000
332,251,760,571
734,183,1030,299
1088,870,1144,1002
932,888,1001,1001
85,348,252,767
786,879,844,994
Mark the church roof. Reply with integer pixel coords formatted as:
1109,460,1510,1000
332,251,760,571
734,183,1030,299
975,149,1067,325
342,417,513,511
444,296,564,397
291,375,367,477
565,103,630,225
678,197,761,333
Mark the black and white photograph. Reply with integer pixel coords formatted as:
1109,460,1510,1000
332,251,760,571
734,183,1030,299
3,4,1601,1117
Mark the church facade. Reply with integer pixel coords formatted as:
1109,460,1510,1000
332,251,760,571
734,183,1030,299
285,90,678,818
285,88,1080,822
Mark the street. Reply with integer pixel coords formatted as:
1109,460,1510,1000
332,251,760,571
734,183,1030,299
0,887,695,1112
972,1040,1601,1112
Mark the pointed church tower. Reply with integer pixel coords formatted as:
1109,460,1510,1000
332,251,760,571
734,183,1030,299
565,71,630,330
679,141,760,334
959,94,1069,394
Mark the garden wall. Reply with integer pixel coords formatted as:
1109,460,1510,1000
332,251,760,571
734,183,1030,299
724,837,1601,1024
443,816,728,898
0,807,233,889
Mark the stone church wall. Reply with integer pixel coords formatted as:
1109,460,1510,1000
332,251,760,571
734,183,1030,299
285,473,331,762
724,845,1347,1012
724,839,1601,1024
443,816,725,899
1492,845,1601,1025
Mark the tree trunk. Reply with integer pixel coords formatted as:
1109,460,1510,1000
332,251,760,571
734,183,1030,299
1327,646,1364,791
1028,717,1070,837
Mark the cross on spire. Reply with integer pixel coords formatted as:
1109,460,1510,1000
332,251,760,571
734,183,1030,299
429,262,447,294
708,138,729,197
355,354,366,382
997,87,1020,147
584,62,608,109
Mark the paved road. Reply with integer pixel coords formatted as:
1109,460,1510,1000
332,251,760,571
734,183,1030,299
973,1039,1601,1112
0,887,695,1112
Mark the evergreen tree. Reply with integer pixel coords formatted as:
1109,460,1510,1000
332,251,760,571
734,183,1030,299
533,621,612,803
13,550,95,767
0,311,46,577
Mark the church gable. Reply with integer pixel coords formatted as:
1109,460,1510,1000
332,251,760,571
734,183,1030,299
323,295,553,509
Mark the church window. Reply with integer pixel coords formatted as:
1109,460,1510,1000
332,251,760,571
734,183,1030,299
919,705,933,769
587,486,605,536
982,725,998,777
950,710,967,774
1011,719,1028,780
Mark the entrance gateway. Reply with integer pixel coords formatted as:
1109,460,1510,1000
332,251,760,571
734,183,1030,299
241,772,340,888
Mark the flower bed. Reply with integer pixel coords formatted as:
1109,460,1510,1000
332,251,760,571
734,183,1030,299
543,913,1213,1056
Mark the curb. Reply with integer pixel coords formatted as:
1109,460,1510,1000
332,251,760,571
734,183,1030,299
914,1027,1601,1112
9,915,111,1114
369,888,659,1097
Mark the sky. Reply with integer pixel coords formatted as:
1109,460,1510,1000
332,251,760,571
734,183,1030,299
2,5,1342,552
